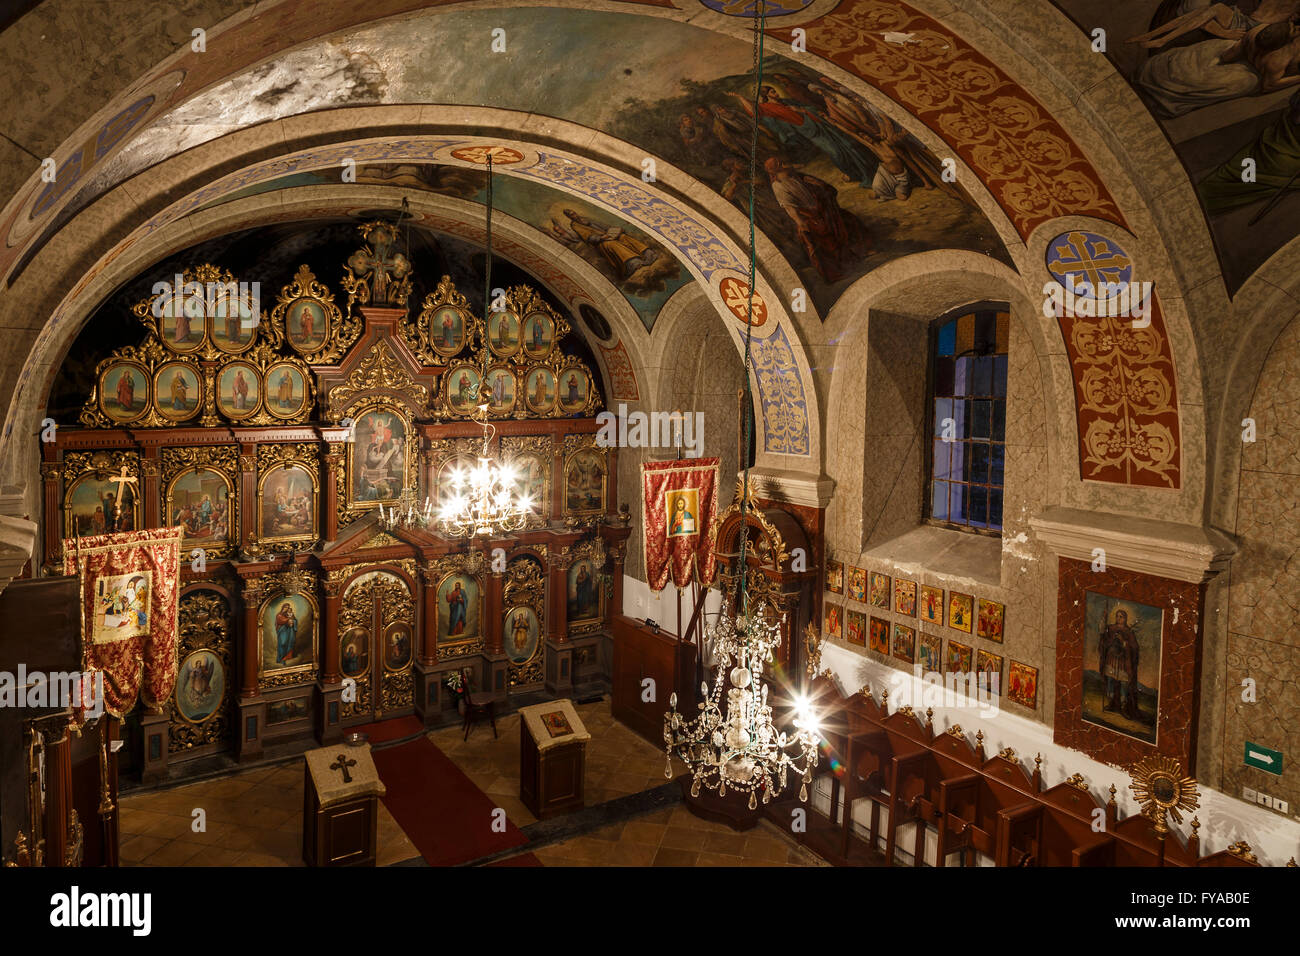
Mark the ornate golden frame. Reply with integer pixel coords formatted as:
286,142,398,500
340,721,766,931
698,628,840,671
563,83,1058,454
435,566,483,651
562,435,607,517
344,400,418,513
215,359,263,422
501,434,552,527
256,443,320,551
504,554,546,687
487,308,522,359
407,276,474,363
520,309,556,362
161,445,239,558
60,450,141,541
96,359,151,426
524,367,557,416
257,581,320,688
263,359,315,421
132,264,265,360
483,364,518,417
443,362,485,418
152,360,204,424
170,588,234,752
565,536,607,631
268,263,356,365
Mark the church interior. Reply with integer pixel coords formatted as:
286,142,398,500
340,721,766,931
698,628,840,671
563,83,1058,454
2,0,1300,886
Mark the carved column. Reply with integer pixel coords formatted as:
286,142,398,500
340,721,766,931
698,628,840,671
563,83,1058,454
238,448,257,552
40,715,72,867
238,576,265,699
40,460,61,571
139,454,162,530
485,552,505,657
418,560,439,666
236,574,268,762
600,527,631,621
322,570,346,685
547,547,572,646
607,445,619,519
551,444,564,523
317,568,347,746
323,443,344,545
414,559,441,726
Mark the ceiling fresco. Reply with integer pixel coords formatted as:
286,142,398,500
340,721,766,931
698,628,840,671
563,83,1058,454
1053,0,1300,291
193,163,690,333
32,6,1009,323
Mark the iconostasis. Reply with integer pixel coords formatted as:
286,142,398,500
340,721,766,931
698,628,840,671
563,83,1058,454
41,226,631,782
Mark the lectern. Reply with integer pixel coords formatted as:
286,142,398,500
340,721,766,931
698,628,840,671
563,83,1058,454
302,743,386,866
518,700,590,820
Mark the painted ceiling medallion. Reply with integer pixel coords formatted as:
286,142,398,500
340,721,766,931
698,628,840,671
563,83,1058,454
449,146,525,165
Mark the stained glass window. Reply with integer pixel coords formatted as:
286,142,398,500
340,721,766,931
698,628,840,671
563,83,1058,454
928,308,1008,533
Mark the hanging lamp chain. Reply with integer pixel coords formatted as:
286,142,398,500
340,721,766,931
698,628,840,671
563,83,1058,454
736,2,767,621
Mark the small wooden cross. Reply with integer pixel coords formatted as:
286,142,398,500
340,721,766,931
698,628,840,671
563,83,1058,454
330,753,357,784
107,466,137,529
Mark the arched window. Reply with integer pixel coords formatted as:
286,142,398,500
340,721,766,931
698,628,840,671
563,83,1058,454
927,307,1008,534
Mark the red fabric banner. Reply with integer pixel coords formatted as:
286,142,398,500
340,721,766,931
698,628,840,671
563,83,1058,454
63,526,183,718
642,458,720,591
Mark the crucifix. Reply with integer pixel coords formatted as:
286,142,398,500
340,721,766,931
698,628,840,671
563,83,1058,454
345,222,412,307
107,466,137,532
329,753,357,784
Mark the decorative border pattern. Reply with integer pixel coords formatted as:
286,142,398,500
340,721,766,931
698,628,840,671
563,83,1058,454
770,0,1125,239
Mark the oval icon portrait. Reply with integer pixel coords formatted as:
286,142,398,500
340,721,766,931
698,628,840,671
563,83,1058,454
524,368,556,414
430,306,467,357
557,368,590,413
446,365,483,415
176,649,225,724
216,361,261,420
100,362,149,424
286,298,328,353
487,310,520,357
265,362,309,419
521,311,554,360
504,605,540,665
155,362,201,422
484,367,516,415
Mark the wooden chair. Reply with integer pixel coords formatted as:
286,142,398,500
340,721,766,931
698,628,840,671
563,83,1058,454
460,669,497,741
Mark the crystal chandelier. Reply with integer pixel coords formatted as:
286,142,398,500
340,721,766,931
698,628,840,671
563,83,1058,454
378,487,434,532
661,2,819,808
664,587,820,806
435,151,532,538
436,403,532,537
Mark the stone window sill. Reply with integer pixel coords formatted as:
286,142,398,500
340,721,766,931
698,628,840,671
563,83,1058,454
862,524,1001,588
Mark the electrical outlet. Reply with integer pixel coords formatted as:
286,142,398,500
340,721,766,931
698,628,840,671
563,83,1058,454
1243,787,1257,802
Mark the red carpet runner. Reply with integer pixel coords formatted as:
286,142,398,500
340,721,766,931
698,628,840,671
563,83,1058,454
370,736,529,866
350,715,426,745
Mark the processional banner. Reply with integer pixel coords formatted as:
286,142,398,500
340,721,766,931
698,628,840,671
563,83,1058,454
641,458,720,591
63,526,184,718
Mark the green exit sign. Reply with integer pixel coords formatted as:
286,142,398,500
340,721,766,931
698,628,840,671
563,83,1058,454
1244,742,1283,776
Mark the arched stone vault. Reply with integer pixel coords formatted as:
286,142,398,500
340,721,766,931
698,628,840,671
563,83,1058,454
0,0,1272,533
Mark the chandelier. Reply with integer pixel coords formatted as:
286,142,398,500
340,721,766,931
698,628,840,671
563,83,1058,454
664,586,820,806
437,403,532,537
662,3,819,807
378,487,434,532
